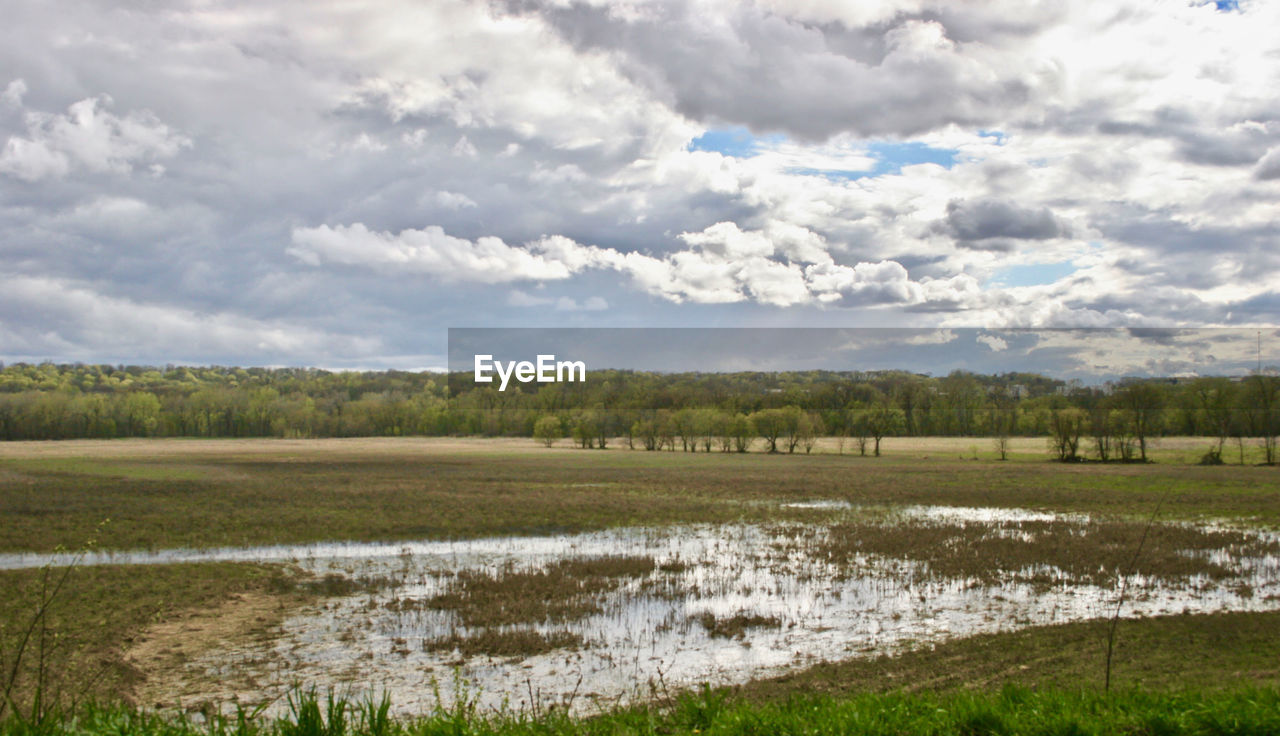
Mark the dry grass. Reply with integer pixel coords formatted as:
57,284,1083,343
421,629,584,658
415,555,657,657
694,612,782,639
799,518,1278,587
427,556,656,628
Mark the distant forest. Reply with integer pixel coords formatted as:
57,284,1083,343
0,362,1275,463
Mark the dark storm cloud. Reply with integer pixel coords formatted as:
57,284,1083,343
938,198,1065,243
509,0,1061,140
1225,292,1280,324
1125,327,1190,344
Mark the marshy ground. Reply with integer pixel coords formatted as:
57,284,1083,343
1,436,1278,719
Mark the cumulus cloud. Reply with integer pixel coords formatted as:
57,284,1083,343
0,88,189,181
291,220,989,310
432,190,478,209
288,224,623,283
1,79,25,107
977,333,1008,352
904,329,957,345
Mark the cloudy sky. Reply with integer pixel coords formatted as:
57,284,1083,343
2,0,1279,372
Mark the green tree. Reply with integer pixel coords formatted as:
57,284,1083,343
571,410,598,449
1190,377,1236,460
1115,381,1165,462
1241,372,1279,464
533,415,561,447
861,403,904,457
751,408,786,453
729,413,755,453
799,412,824,454
120,392,162,437
1049,407,1086,462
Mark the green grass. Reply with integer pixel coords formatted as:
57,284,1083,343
4,685,1279,736
3,439,1279,554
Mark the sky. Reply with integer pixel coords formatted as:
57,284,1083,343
2,0,1279,376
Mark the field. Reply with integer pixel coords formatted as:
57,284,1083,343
1,436,1279,733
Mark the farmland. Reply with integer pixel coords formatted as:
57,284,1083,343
1,437,1278,732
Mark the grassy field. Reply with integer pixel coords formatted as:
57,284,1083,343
1,437,1277,732
1,437,1277,554
738,610,1280,699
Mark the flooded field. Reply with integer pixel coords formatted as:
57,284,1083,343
6,504,1278,716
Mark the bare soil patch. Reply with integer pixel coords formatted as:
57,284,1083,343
125,589,308,711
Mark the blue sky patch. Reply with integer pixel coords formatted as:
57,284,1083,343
979,129,1007,145
865,141,957,174
988,261,1079,288
688,126,784,157
690,127,957,180
788,142,957,181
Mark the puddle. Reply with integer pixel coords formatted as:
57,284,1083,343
896,504,1083,524
3,507,1279,717
781,499,853,510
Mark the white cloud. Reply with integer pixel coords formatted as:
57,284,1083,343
678,221,775,259
0,90,189,181
289,224,618,283
904,329,957,345
433,190,477,210
451,135,477,158
1,78,25,107
976,333,1008,352
290,220,996,311
506,289,552,307
0,273,378,362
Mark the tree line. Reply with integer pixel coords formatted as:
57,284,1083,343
0,362,1275,462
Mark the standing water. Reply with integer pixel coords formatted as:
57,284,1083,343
3,505,1277,715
